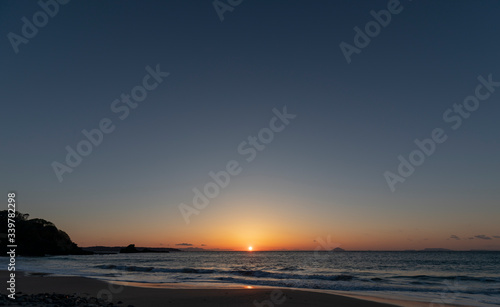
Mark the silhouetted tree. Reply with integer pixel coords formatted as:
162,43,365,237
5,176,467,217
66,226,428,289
0,210,92,256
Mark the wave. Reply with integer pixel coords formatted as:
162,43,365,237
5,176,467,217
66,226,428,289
391,274,500,283
229,269,355,281
92,265,500,295
93,264,500,285
277,266,303,271
213,276,500,296
94,265,216,274
94,265,355,281
95,265,155,272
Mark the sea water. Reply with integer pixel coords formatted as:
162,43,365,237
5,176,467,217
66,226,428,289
13,251,500,306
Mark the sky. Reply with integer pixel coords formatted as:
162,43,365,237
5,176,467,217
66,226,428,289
1,0,500,251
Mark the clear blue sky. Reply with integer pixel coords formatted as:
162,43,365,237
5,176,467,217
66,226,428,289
1,0,499,250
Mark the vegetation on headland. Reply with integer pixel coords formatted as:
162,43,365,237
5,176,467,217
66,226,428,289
0,211,182,256
0,211,92,256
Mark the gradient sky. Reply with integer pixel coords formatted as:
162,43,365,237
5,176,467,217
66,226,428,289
1,0,500,251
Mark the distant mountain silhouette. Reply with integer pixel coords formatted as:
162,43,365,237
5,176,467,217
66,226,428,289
0,211,92,256
420,248,453,252
119,244,173,253
332,247,346,252
179,247,206,251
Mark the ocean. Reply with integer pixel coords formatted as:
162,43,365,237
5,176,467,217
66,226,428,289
14,251,500,306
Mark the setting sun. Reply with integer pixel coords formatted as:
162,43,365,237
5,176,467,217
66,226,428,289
248,246,253,251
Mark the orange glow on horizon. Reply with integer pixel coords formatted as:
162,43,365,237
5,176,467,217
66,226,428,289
65,195,500,252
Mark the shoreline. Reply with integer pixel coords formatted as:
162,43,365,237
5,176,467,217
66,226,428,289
1,271,468,307
109,280,470,307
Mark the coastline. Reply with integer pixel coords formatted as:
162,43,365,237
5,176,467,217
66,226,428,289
0,270,467,307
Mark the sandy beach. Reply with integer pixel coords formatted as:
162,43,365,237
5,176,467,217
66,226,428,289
0,270,461,307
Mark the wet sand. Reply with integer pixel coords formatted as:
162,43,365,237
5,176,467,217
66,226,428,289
0,271,449,307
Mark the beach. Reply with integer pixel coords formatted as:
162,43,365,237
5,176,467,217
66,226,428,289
5,250,497,306
0,270,451,307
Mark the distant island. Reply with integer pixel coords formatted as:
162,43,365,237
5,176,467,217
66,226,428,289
119,244,178,253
